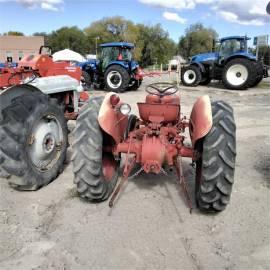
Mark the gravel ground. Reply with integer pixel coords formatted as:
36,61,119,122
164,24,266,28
0,75,270,270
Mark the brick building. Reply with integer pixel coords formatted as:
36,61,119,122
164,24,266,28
0,35,44,63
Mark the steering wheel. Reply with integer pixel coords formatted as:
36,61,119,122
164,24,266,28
146,82,179,96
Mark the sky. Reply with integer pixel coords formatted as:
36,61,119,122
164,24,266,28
0,0,269,44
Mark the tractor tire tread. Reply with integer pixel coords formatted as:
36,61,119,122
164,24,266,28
0,91,68,190
222,58,257,90
104,65,130,93
72,96,119,201
196,100,236,212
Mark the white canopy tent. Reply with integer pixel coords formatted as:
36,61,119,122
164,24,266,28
52,49,86,62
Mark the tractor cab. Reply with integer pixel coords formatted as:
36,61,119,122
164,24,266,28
216,36,252,64
99,42,135,72
80,41,142,92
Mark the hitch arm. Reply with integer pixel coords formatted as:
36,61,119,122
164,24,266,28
109,154,136,208
174,157,193,213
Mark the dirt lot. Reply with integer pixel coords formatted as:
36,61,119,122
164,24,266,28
1,75,270,270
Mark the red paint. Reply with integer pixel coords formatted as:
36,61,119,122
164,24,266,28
102,154,117,181
98,93,128,144
101,88,214,209
189,95,213,145
110,94,120,106
79,91,89,102
0,54,82,89
99,91,212,176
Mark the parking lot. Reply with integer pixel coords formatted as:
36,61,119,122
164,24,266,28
0,75,269,270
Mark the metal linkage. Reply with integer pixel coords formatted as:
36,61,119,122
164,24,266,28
174,157,193,213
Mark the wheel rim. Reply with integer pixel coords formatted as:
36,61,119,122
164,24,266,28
183,69,196,84
28,114,64,171
226,64,248,86
107,71,122,89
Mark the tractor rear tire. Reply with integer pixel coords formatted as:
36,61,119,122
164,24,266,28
199,77,212,86
104,65,130,93
0,91,68,190
222,58,257,90
129,79,142,91
181,65,202,86
72,96,119,201
251,62,264,87
195,101,236,212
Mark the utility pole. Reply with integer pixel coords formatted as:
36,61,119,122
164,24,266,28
95,37,100,57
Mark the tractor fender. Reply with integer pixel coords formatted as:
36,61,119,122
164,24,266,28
105,61,129,71
189,95,213,146
224,53,256,64
98,93,128,144
0,84,42,112
191,62,206,74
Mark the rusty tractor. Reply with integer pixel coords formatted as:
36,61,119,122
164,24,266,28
0,47,89,188
72,83,236,212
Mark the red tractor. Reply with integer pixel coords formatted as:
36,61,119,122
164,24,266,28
0,47,89,187
72,83,236,212
0,46,81,89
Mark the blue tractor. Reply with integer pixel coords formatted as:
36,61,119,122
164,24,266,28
181,36,269,90
79,42,143,93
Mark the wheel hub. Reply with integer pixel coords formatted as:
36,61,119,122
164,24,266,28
107,71,122,89
236,72,241,78
28,114,63,171
226,64,248,86
183,70,196,84
43,134,56,154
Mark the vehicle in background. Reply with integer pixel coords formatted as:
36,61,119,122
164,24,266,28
181,36,269,90
79,42,143,93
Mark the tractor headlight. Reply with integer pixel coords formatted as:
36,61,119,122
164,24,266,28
119,103,131,115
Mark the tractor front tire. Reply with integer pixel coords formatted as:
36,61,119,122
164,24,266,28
0,90,68,190
181,65,202,86
195,101,236,212
81,71,92,91
104,65,130,93
72,96,119,201
222,58,257,90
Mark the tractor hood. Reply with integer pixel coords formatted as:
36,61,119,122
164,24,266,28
191,52,218,63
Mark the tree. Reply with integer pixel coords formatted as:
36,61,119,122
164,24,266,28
84,16,138,55
178,23,218,59
33,32,50,46
84,17,176,66
4,31,24,36
138,24,176,66
46,26,87,54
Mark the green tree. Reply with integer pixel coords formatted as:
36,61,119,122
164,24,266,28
84,16,176,66
84,16,138,55
46,26,87,54
178,23,218,59
138,24,176,66
33,32,50,46
4,31,24,36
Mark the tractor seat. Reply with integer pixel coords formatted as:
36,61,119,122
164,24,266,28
145,94,180,105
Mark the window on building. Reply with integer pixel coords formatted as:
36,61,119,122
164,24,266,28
6,51,13,62
18,51,24,60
